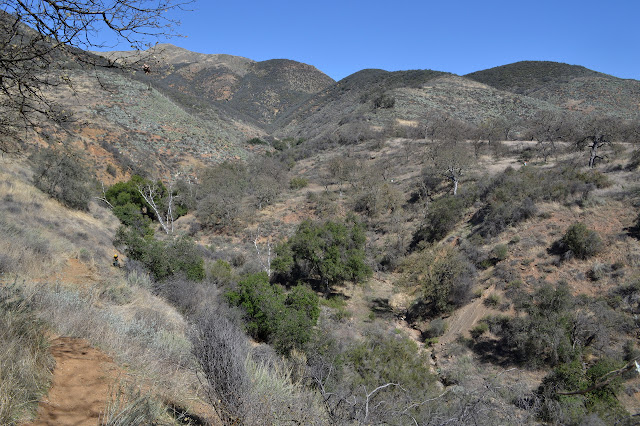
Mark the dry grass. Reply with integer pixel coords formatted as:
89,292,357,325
21,279,205,416
0,156,212,423
0,280,54,424
0,158,120,279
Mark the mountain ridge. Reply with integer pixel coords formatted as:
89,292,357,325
60,46,640,174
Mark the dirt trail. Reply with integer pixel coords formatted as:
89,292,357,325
23,337,121,426
437,285,497,346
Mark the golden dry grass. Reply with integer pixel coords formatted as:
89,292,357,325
0,156,214,423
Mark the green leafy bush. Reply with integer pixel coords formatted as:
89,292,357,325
114,228,204,281
490,244,509,262
538,357,628,424
289,177,308,190
483,293,501,308
561,222,603,259
273,216,371,293
402,246,475,318
207,259,236,286
247,137,267,145
411,195,468,247
470,322,489,339
226,273,319,354
107,175,189,229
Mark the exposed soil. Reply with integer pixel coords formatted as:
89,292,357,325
23,337,122,426
437,285,498,346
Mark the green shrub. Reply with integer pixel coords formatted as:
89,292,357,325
227,273,319,354
207,259,236,286
343,330,436,423
227,272,282,343
273,216,371,293
561,223,603,259
112,203,152,234
289,177,308,190
114,228,204,281
470,322,489,339
490,244,509,262
346,330,435,391
575,170,612,189
167,237,205,281
107,175,189,228
538,357,628,424
402,246,475,318
247,137,267,145
271,137,303,151
411,195,468,247
106,175,152,215
483,293,501,308
273,285,320,354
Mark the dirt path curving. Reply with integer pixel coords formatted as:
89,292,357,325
23,337,121,426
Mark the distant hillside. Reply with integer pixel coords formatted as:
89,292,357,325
39,66,251,177
273,68,449,142
274,69,565,143
466,61,640,119
465,61,604,94
96,44,335,128
35,46,640,173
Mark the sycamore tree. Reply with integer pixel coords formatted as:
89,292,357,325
0,0,191,152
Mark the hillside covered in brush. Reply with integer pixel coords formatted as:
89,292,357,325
466,61,640,118
3,6,640,424
98,44,335,127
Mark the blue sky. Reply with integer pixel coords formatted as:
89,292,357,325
118,0,640,81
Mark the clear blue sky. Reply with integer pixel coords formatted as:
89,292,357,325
136,0,640,81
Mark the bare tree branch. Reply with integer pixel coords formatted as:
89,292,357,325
0,0,193,147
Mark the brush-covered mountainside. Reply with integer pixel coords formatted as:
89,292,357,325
97,44,335,127
5,18,640,425
274,61,640,146
274,70,567,144
467,61,640,118
68,47,640,172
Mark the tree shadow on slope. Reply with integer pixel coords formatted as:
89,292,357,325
471,337,527,368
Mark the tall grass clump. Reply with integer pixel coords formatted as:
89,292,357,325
191,305,326,425
100,383,165,426
0,280,54,424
